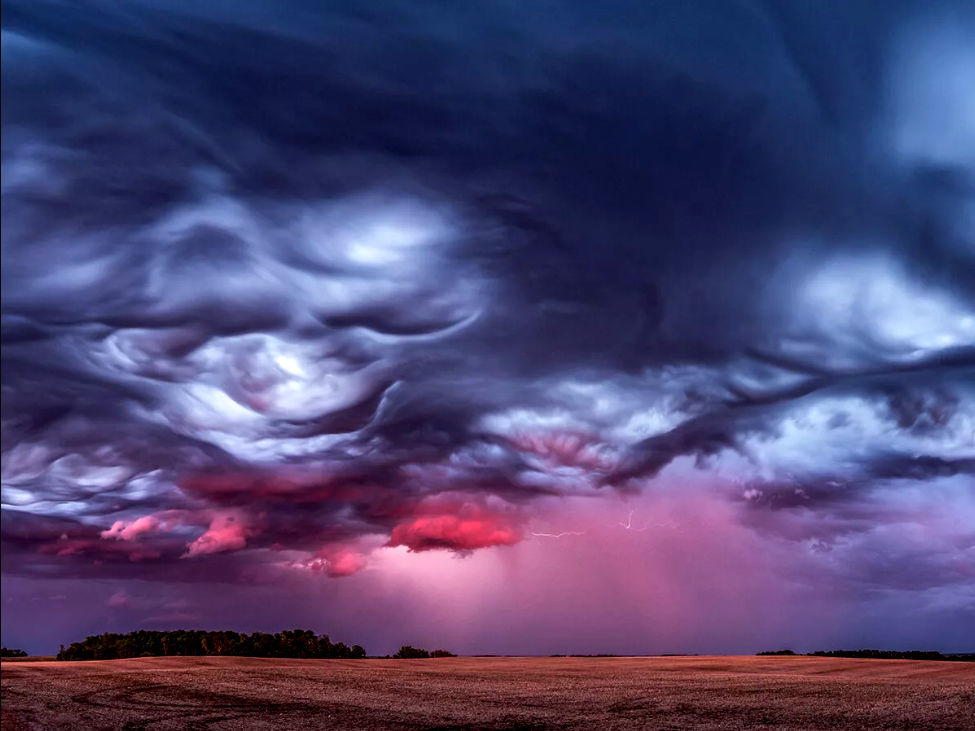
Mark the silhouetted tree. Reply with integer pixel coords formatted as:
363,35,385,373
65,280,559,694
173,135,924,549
393,645,431,658
808,649,956,661
55,630,368,661
1,648,28,658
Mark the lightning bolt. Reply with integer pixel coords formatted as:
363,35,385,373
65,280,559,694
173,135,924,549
616,510,648,531
529,530,586,539
613,510,681,532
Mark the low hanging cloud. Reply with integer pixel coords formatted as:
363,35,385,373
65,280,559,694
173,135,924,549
183,511,253,558
387,497,524,553
101,516,161,542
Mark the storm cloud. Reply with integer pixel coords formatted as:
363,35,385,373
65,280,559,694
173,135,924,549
2,1,973,653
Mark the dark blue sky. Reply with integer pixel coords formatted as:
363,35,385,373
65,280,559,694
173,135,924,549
2,1,973,654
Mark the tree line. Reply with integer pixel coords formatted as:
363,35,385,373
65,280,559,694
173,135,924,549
392,645,455,658
758,649,974,661
1,647,28,658
56,630,365,661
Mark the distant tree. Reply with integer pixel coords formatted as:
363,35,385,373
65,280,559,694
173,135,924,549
393,645,431,659
808,649,952,661
757,649,796,656
1,647,28,658
430,649,456,658
55,630,367,661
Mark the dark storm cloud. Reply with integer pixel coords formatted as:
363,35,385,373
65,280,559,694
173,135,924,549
2,0,974,595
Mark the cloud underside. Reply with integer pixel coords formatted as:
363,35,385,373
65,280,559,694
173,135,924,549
2,0,973,594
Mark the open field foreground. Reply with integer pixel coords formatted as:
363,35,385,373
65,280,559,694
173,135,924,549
2,655,973,730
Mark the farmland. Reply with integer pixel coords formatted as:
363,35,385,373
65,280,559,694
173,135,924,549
2,655,973,729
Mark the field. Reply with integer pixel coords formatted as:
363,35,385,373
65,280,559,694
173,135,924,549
2,655,973,730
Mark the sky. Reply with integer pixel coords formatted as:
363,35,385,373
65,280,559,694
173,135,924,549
2,0,974,656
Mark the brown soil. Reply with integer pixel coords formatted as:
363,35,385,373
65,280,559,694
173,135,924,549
2,655,973,729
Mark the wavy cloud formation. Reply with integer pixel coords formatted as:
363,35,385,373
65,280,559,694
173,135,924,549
2,0,973,652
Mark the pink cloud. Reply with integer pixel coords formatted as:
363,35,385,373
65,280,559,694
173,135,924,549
387,500,522,552
511,430,616,470
286,546,370,578
320,549,368,577
300,555,368,578
98,509,259,559
106,590,133,609
100,516,160,541
183,511,252,557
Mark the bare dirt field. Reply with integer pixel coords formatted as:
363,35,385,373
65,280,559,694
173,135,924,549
2,655,973,730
